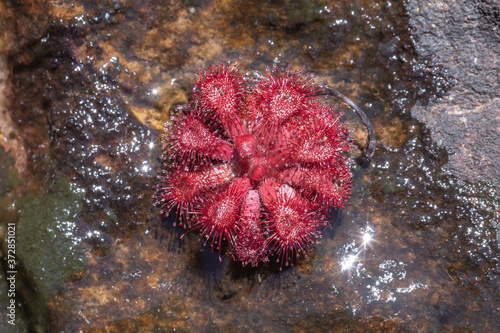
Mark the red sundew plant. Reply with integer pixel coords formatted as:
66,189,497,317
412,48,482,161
155,60,358,268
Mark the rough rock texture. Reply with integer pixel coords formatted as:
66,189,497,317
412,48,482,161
405,0,500,187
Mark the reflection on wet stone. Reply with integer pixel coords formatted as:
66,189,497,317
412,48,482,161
0,0,498,332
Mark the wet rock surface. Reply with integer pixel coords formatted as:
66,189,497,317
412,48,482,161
405,0,500,187
0,0,498,332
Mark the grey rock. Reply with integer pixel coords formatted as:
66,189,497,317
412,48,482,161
406,0,500,186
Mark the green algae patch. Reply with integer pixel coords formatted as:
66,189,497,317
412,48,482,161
17,177,88,298
16,177,88,331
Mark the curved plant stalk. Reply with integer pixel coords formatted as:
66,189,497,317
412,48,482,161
321,87,376,165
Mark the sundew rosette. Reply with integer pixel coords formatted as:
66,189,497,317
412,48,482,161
155,60,353,268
